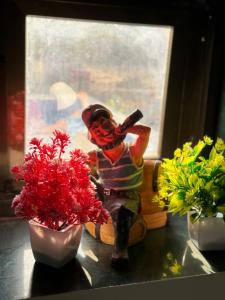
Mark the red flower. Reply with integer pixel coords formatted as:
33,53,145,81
11,130,109,230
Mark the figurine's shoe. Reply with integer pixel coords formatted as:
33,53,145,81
111,247,129,269
111,257,129,270
111,248,129,260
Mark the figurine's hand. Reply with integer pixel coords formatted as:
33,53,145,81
88,151,97,167
114,125,125,136
90,176,105,202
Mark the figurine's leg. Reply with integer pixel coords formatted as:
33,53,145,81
111,206,134,261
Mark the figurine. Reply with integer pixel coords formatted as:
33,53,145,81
82,104,150,265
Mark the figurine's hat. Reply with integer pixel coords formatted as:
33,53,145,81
82,104,113,128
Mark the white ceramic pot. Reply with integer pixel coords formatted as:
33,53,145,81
28,220,82,268
187,212,225,251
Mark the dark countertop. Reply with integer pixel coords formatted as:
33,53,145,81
0,214,225,300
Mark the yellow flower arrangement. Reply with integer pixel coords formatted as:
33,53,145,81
154,136,225,222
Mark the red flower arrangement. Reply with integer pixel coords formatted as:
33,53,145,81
11,130,109,230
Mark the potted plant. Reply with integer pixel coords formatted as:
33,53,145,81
11,130,109,267
154,136,225,251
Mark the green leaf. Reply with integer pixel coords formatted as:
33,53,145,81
193,141,205,157
209,147,217,160
188,174,198,187
177,190,186,200
199,156,206,161
196,178,205,189
182,156,195,165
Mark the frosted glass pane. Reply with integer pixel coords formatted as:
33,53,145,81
26,16,173,157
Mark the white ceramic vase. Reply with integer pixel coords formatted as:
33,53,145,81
187,212,225,251
28,220,82,268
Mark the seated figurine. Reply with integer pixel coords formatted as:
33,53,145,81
81,104,150,265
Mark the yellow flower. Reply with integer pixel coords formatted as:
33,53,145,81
215,154,224,165
159,200,166,208
215,138,225,152
153,194,167,208
182,142,193,157
159,187,168,198
174,148,182,158
207,155,224,168
183,142,192,149
203,135,213,145
169,261,182,274
169,194,183,209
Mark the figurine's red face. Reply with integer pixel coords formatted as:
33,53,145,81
89,116,118,146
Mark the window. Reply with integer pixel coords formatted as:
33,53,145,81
3,0,213,180
26,16,173,158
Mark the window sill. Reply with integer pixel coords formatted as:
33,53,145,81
0,214,225,300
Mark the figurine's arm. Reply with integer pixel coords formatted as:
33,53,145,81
126,125,151,166
87,150,98,169
87,150,105,201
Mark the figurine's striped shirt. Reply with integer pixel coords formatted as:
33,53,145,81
97,145,143,191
